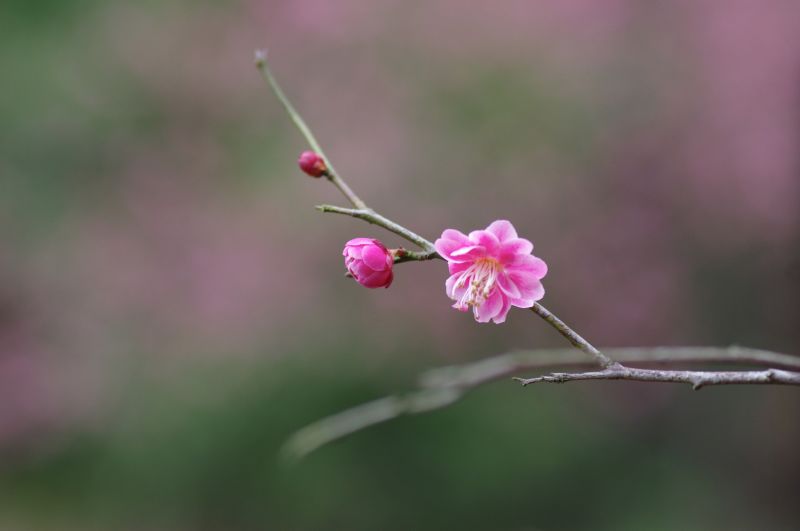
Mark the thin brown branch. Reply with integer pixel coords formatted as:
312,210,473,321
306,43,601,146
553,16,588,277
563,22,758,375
282,346,800,460
513,366,800,389
530,303,618,369
316,205,436,253
255,51,443,257
393,248,441,263
255,50,367,209
281,389,461,462
421,346,800,390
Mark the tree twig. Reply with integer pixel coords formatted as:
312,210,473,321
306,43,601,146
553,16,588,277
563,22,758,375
513,367,800,389
282,346,800,460
316,205,436,253
254,50,367,209
255,51,796,384
255,50,627,365
255,50,443,259
282,390,461,462
420,346,800,389
393,249,440,263
530,303,618,369
429,346,800,392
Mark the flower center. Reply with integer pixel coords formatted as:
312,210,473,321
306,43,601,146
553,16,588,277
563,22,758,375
454,258,502,309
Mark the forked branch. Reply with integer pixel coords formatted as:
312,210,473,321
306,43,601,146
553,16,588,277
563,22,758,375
256,50,799,462
255,51,800,400
255,51,621,366
283,346,800,460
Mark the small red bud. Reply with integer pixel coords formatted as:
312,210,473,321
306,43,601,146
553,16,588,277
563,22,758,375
298,151,327,177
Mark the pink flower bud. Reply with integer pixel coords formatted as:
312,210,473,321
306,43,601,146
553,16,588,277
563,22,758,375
298,151,327,177
343,238,394,289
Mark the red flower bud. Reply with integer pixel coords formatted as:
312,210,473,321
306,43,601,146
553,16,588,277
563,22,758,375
298,151,327,177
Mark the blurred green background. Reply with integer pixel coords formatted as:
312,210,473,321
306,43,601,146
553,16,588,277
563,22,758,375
1,1,799,529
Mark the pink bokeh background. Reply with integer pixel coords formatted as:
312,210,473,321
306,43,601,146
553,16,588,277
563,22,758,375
1,0,798,469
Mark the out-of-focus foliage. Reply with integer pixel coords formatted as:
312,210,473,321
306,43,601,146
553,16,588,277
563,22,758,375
0,352,795,530
1,0,798,529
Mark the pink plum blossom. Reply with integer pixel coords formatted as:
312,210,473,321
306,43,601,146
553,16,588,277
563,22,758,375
434,220,547,324
343,238,394,288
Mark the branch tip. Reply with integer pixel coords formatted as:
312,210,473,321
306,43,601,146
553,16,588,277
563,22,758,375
254,48,268,67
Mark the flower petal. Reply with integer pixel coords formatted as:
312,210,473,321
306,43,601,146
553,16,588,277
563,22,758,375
468,230,500,255
497,273,521,298
354,261,375,279
485,220,518,242
434,229,472,260
446,274,469,311
447,261,472,275
445,273,462,300
474,289,504,323
506,255,548,279
448,245,486,262
508,277,545,306
361,269,392,288
498,238,533,263
451,245,481,257
345,246,362,259
345,237,377,247
492,295,512,324
361,244,389,271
